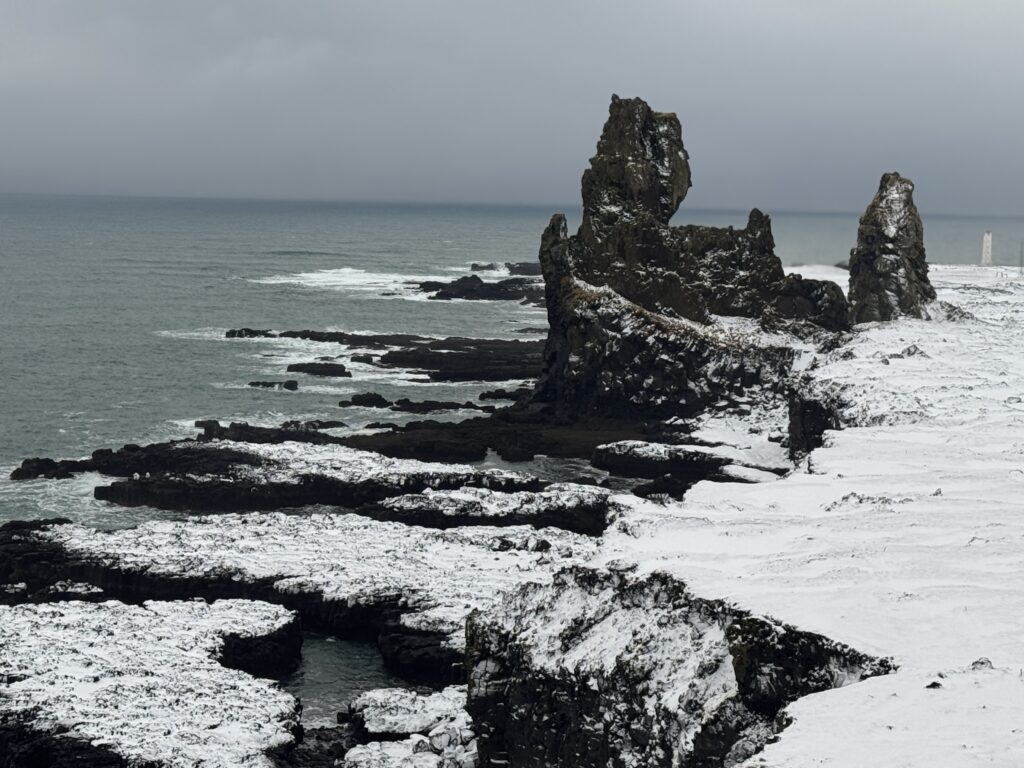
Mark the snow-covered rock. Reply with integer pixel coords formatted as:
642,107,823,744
597,265,1024,766
376,483,617,535
92,440,541,512
847,172,936,323
467,566,891,768
349,686,467,738
31,512,596,658
0,599,300,768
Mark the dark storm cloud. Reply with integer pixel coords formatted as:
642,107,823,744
1,0,1021,214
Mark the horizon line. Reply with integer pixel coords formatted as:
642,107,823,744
1,190,1022,221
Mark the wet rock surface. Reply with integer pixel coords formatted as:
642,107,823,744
848,172,936,323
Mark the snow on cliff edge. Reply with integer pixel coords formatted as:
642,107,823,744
605,265,1024,766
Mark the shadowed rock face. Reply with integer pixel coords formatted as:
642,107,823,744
848,172,936,323
534,95,848,419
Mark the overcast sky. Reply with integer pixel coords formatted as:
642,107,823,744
1,1,1022,214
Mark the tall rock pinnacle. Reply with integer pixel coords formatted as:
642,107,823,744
580,94,692,241
532,95,850,419
848,172,936,323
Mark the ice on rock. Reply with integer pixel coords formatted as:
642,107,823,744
0,599,299,768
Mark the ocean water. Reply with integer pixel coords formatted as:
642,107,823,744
2,195,1022,525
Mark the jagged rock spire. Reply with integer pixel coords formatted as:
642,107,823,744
848,172,936,323
580,94,692,240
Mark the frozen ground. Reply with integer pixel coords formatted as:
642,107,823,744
0,599,299,768
603,266,1024,766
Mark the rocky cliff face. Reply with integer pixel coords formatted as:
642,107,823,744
848,172,936,323
533,95,848,420
466,566,893,768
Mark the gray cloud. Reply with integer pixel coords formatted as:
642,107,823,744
1,0,1021,214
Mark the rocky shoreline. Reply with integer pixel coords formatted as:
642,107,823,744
1,95,975,767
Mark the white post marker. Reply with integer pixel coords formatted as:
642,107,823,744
981,230,993,266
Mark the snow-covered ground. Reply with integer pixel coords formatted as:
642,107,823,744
0,600,300,768
39,512,596,647
603,266,1024,766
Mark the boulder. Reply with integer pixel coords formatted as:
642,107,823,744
848,172,936,323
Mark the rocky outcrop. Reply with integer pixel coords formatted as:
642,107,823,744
0,599,302,767
1,514,596,686
532,95,848,420
366,483,617,536
287,362,352,377
418,275,545,305
466,566,894,768
848,172,936,323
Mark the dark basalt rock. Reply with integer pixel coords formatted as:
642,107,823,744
278,419,348,431
340,392,393,408
0,721,131,767
418,275,545,305
531,95,849,421
359,487,612,537
377,339,542,383
466,566,895,768
274,726,357,768
479,387,533,401
197,420,348,446
505,261,543,277
227,329,431,348
10,441,260,481
94,460,542,514
788,389,841,458
286,362,352,378
390,399,492,415
340,414,655,465
848,172,936,323
228,329,544,384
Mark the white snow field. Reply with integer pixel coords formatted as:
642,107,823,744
0,600,300,768
603,266,1024,766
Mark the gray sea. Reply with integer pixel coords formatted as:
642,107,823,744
2,194,1021,722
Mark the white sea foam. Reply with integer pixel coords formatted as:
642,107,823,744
249,267,444,299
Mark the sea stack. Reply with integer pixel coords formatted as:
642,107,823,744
848,172,936,323
533,95,849,420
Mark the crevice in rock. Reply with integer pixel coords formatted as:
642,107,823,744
0,520,463,688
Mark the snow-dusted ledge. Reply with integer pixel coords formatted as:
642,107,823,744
0,600,299,768
378,483,617,534
217,441,532,490
37,512,597,650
